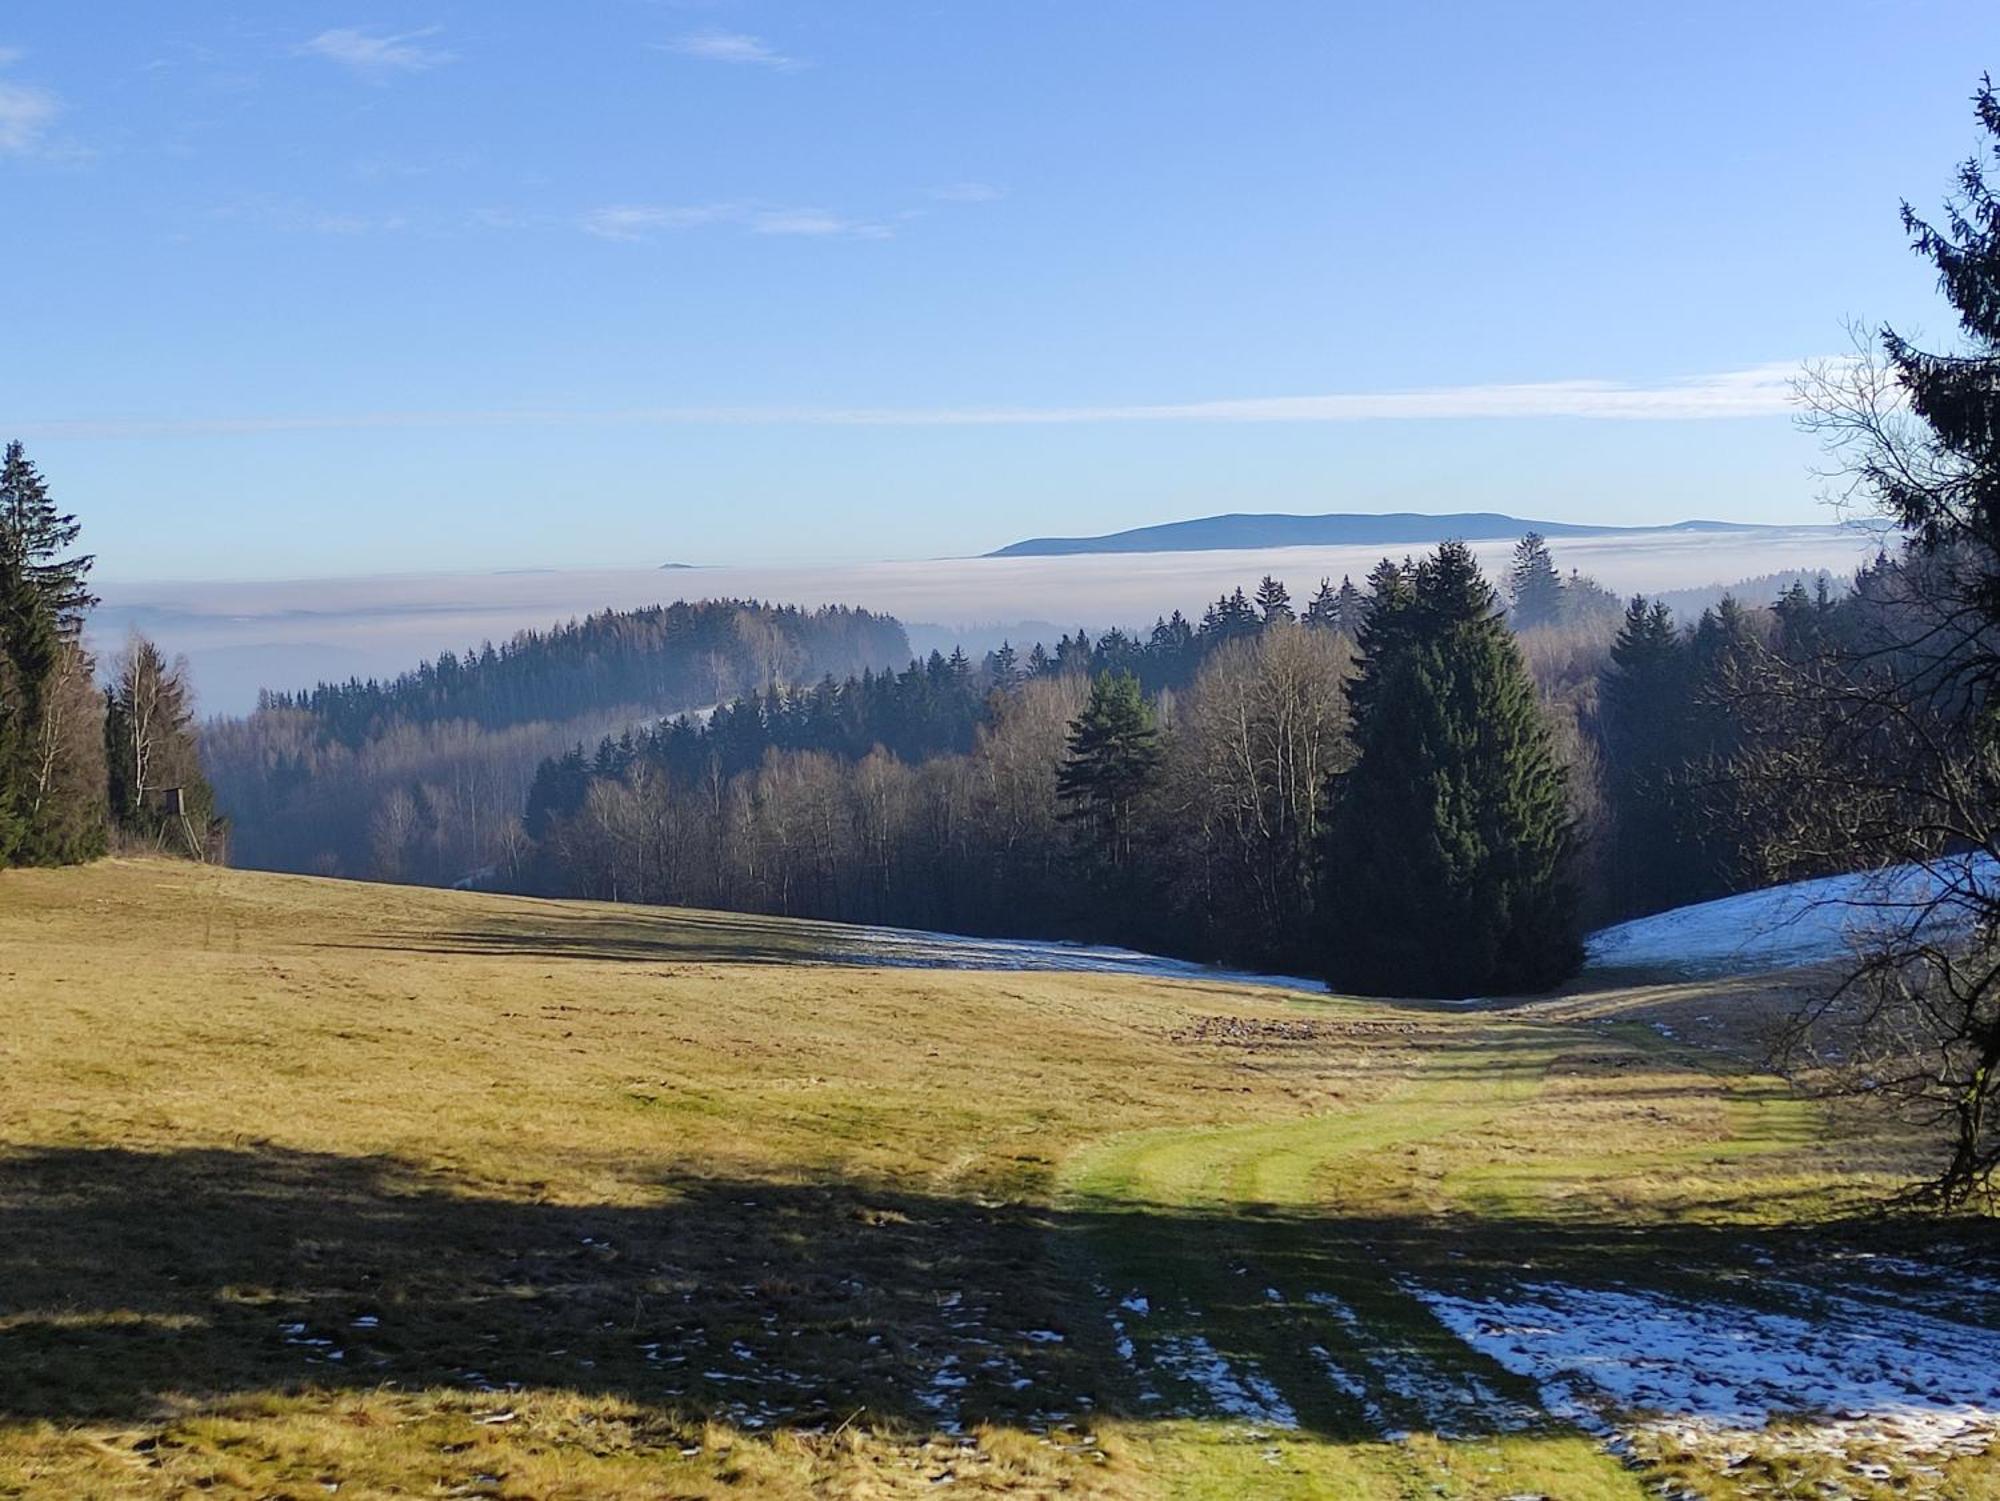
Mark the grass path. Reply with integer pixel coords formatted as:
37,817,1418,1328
0,860,1984,1499
1059,1016,1844,1499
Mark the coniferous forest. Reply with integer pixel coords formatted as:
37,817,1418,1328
0,442,213,866
499,539,1915,996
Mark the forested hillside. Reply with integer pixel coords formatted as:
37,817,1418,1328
203,601,908,881
513,540,1958,996
0,443,215,868
513,547,1701,982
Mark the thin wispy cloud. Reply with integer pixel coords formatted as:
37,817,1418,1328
583,201,890,242
0,47,59,159
0,80,57,156
752,207,890,239
210,195,410,236
17,363,1828,441
659,31,804,70
301,27,453,80
582,203,734,240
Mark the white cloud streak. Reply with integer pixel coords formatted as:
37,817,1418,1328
583,201,891,241
0,78,56,155
15,363,1827,442
0,48,59,158
302,27,453,80
660,31,803,70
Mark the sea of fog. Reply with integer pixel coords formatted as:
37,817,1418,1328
91,526,1885,717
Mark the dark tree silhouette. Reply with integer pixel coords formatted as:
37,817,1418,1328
1322,543,1578,997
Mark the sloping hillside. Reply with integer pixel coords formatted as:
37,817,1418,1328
1,861,1992,1499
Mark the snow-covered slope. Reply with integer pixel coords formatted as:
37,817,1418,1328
1584,857,1995,979
847,925,1323,994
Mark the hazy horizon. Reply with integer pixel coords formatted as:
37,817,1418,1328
93,524,1885,715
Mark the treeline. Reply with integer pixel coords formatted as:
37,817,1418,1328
204,600,913,881
515,531,1906,994
261,600,908,746
517,538,1633,987
524,619,1355,969
0,442,216,868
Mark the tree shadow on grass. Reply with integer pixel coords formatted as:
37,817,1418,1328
315,905,1328,998
4,1143,1993,1445
317,904,838,969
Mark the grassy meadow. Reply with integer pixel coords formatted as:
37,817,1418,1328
0,859,1992,1499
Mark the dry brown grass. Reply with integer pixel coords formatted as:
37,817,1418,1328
0,858,1986,1499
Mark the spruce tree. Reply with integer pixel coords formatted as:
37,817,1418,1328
1255,575,1294,625
1506,531,1565,629
989,641,1020,687
1056,670,1161,871
0,442,95,632
0,545,56,863
1322,542,1579,997
1333,576,1364,635
1304,578,1340,629
0,442,97,866
1346,558,1416,725
1199,588,1259,646
1600,595,1697,914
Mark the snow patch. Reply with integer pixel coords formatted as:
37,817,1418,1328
1410,1276,2000,1464
1310,1289,1536,1439
1583,856,1995,979
848,924,1322,993
1150,1332,1300,1428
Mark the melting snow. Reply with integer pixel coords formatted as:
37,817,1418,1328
1410,1277,2000,1463
1311,1290,1536,1439
846,925,1323,993
1150,1332,1300,1428
1584,856,1996,979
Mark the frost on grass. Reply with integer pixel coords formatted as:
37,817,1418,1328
1308,1290,1536,1440
1099,1286,1293,1427
1410,1273,2000,1468
1149,1332,1300,1428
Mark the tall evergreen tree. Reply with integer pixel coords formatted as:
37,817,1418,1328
1199,587,1259,645
1147,611,1196,682
1056,670,1161,872
1346,558,1417,725
988,641,1020,688
1304,578,1340,630
1322,542,1579,997
1332,575,1364,635
1254,575,1294,625
1506,531,1565,629
0,442,99,865
0,441,95,632
1600,595,1697,915
0,544,57,862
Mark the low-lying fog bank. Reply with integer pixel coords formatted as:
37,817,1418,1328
97,526,1880,715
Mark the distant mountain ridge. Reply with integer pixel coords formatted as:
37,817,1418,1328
987,511,1792,558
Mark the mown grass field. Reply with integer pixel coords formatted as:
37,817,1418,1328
1,858,1993,1499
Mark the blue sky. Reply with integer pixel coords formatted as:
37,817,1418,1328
3,2,1997,580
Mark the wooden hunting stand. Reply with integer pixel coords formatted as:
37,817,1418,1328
159,787,205,863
